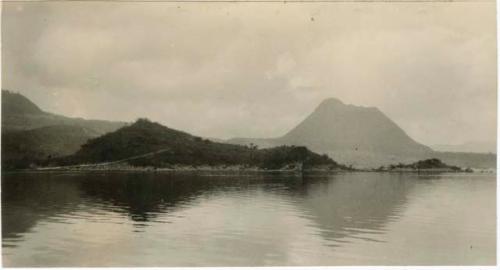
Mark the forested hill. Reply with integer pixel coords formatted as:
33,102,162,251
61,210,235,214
55,119,347,171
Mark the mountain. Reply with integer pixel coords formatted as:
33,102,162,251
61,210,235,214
228,98,495,169
279,98,431,154
431,141,496,154
229,98,432,167
54,119,345,171
2,90,126,134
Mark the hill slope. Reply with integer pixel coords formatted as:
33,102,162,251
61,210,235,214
55,119,345,170
2,90,126,134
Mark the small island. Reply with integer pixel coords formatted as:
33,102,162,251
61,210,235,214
375,158,472,173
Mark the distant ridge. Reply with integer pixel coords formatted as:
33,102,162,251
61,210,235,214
432,141,496,154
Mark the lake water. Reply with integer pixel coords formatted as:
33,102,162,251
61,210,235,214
1,172,496,266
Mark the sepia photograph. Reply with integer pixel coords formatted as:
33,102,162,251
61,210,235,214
1,0,497,267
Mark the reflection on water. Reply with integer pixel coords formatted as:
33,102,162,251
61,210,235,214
2,172,496,266
296,174,411,244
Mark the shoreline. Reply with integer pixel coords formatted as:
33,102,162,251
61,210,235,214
6,165,491,174
30,165,346,174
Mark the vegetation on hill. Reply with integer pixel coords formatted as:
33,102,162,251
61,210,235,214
53,119,346,171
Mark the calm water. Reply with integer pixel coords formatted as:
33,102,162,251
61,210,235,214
1,172,496,266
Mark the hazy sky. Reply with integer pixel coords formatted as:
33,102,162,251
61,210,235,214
2,1,496,145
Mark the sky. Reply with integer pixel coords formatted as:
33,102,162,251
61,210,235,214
2,1,497,145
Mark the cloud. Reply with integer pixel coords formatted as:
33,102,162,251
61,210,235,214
2,2,496,144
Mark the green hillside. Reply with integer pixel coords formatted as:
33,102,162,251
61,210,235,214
57,119,345,171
